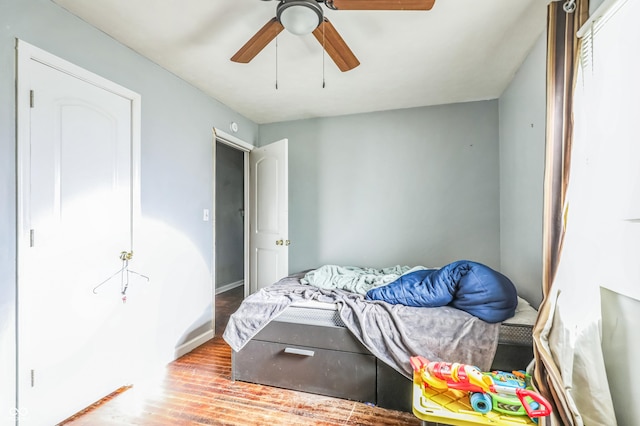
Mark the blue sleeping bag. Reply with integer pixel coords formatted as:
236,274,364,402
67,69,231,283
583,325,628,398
365,260,517,323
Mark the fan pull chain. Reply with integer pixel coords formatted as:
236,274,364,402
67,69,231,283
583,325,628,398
322,19,326,88
275,37,279,90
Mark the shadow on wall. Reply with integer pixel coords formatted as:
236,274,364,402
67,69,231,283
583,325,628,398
123,217,213,380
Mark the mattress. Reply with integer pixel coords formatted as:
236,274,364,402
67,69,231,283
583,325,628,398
498,297,537,346
274,296,537,347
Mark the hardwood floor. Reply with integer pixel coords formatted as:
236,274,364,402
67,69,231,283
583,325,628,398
62,286,420,425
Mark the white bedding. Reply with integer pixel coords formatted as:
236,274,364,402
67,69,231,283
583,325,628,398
287,296,538,324
505,296,538,326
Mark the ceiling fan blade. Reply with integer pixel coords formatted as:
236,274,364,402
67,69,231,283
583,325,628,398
312,19,360,72
231,17,284,63
331,0,436,10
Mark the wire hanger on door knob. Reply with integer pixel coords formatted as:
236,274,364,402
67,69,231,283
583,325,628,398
92,251,150,303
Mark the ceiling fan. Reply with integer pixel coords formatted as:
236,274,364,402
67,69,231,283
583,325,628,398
230,0,436,72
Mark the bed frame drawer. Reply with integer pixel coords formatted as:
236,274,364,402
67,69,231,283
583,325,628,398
233,339,377,403
491,342,534,372
253,320,369,354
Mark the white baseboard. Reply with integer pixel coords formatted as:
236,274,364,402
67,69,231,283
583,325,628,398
174,329,214,359
216,280,243,294
172,280,242,359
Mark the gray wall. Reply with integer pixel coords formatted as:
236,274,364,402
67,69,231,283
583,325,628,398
591,0,605,12
215,142,245,289
259,101,502,274
0,0,257,416
498,33,547,307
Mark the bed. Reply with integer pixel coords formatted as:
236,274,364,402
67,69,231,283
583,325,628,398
224,265,537,413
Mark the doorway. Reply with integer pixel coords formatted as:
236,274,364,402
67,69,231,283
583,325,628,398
213,128,290,328
213,129,253,308
215,142,245,296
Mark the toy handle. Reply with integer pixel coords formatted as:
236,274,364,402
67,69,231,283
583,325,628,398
410,356,429,372
516,388,552,418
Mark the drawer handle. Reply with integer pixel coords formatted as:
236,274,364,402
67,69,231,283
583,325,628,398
284,347,315,357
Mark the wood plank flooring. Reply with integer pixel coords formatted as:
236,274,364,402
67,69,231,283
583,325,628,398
61,286,420,425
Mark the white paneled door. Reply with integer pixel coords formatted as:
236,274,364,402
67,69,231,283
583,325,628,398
16,42,140,425
249,139,289,293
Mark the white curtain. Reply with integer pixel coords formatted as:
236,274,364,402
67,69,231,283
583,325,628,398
535,67,617,423
576,0,640,302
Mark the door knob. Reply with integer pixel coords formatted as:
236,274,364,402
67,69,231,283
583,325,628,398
285,240,290,246
119,251,133,261
276,239,283,246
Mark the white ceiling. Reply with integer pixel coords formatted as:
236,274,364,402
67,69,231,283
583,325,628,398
53,0,549,124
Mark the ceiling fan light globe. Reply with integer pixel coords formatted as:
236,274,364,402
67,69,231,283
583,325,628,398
277,1,323,35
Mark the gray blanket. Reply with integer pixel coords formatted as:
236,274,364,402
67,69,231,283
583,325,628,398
223,274,500,379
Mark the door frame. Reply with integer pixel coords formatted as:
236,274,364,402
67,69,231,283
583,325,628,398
212,128,253,302
15,39,141,419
